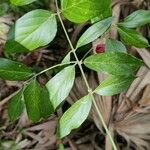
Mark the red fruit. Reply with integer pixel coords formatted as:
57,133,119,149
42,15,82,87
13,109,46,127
96,43,105,53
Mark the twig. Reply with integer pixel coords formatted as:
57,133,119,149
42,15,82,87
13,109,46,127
55,1,117,149
0,90,19,107
0,61,76,107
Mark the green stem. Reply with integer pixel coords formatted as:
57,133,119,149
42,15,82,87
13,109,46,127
35,61,77,76
0,61,77,106
55,1,117,150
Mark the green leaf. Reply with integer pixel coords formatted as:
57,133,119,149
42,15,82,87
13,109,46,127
76,17,113,48
39,87,54,119
10,0,37,6
46,65,75,110
5,25,29,54
105,39,127,53
0,58,33,80
0,3,8,16
15,9,57,51
57,95,92,138
117,26,149,48
61,0,112,23
91,16,102,24
62,53,70,64
94,75,135,96
119,10,150,28
84,52,144,76
8,90,24,121
58,144,65,150
0,23,9,40
24,79,41,122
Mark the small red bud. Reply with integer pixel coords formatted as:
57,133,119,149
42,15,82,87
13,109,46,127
96,43,105,53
